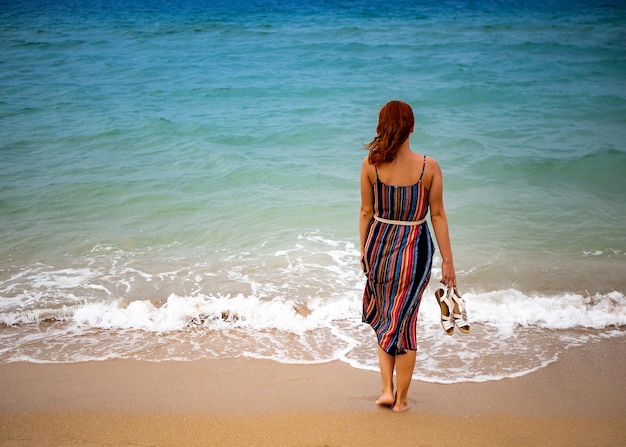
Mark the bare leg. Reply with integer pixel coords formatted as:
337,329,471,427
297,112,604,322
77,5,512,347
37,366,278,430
392,349,416,412
375,346,395,406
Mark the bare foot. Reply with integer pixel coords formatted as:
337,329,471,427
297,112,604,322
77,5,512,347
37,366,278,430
392,399,411,412
375,391,395,406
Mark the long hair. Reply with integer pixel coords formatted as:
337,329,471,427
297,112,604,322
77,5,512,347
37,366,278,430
364,100,415,165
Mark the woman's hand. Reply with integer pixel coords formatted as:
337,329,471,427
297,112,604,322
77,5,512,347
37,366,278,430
440,260,456,288
360,254,369,275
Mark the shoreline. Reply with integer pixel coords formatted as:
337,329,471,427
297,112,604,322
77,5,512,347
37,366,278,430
1,337,624,446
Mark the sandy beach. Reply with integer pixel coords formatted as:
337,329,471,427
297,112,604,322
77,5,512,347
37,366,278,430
1,336,624,447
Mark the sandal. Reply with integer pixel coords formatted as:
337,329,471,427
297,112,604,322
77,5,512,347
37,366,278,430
435,288,454,335
450,287,470,334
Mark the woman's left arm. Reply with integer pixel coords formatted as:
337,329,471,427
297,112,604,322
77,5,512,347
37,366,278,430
359,157,375,258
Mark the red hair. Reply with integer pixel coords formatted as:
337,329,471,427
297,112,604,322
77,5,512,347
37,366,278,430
364,100,415,165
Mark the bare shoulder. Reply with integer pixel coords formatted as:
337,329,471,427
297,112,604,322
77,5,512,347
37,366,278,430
423,154,442,175
424,154,441,169
361,155,376,172
361,155,376,182
422,154,442,189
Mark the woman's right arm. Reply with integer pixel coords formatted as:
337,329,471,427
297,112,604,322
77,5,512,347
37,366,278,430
428,159,456,288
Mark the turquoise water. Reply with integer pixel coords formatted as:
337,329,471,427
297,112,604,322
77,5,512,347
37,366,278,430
0,0,625,379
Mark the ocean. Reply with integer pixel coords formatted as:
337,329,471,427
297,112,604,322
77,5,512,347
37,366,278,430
1,0,625,383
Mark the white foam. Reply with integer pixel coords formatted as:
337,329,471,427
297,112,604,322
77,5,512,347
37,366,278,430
464,289,626,330
70,292,360,333
4,236,623,332
58,288,626,335
1,235,625,383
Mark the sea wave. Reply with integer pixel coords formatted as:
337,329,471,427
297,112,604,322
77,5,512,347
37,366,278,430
1,238,624,383
2,288,624,332
2,234,625,333
1,287,623,383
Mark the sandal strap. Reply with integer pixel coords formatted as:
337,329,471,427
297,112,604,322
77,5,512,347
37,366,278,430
450,288,468,321
453,313,470,328
450,287,470,331
441,313,455,331
435,289,455,334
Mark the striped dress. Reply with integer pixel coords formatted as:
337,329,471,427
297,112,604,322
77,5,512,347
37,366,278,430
362,156,434,355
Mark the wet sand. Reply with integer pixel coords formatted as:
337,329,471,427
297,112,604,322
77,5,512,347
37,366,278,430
0,336,624,446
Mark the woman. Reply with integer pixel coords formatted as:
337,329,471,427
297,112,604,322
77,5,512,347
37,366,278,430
360,100,457,412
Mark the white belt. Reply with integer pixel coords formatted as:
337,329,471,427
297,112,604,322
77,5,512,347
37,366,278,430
373,215,427,226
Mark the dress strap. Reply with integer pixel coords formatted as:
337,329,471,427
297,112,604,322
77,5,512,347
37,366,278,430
418,155,427,181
